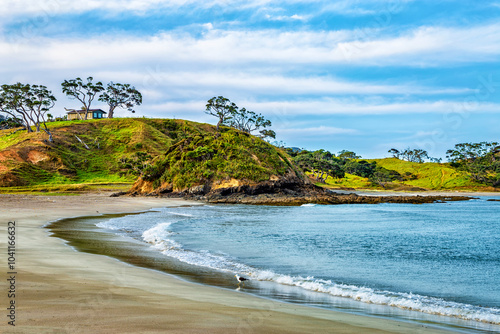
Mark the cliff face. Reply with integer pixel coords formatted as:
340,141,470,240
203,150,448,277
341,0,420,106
129,171,309,197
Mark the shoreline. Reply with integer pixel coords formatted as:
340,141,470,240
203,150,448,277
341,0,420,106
0,193,470,333
328,189,500,197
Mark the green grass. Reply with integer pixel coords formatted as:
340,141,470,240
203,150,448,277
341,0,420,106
309,172,373,189
1,118,299,193
0,182,132,194
317,158,489,191
371,158,480,190
148,126,296,191
0,118,182,190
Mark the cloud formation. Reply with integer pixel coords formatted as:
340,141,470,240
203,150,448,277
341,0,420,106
1,0,498,157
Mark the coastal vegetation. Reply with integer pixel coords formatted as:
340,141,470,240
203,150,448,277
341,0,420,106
0,77,141,137
0,114,497,194
446,142,500,187
286,146,498,191
0,83,56,135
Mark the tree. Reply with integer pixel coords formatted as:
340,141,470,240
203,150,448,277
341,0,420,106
401,148,429,163
446,142,499,163
343,160,376,178
338,150,360,160
370,167,403,188
230,107,272,134
446,142,500,186
61,77,104,120
293,149,344,183
98,82,142,118
0,115,23,130
388,148,400,159
259,129,276,140
0,83,56,133
205,96,237,131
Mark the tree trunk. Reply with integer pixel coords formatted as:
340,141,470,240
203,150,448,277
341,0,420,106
44,129,53,143
108,106,116,119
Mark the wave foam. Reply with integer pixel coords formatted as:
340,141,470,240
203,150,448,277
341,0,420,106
140,223,500,325
249,272,500,324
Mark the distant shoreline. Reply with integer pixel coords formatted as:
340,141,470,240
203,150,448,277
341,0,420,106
327,189,500,197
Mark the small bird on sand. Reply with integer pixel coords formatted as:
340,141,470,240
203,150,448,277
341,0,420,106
234,274,248,285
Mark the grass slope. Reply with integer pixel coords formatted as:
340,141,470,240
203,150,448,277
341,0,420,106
0,118,178,192
0,118,297,193
321,158,488,191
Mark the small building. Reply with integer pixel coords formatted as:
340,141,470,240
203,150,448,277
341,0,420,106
66,109,107,121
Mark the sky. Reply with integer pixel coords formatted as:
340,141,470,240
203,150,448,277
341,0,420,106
1,0,499,159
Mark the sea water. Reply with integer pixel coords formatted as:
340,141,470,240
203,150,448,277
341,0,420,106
92,197,500,332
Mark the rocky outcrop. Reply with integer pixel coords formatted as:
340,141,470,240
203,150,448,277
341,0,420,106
127,174,474,205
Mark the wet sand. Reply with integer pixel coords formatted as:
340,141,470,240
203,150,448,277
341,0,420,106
0,193,457,333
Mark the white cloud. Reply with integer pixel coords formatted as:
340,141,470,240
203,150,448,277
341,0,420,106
335,24,500,65
1,0,415,18
3,23,499,76
0,0,318,18
265,13,309,21
1,20,499,123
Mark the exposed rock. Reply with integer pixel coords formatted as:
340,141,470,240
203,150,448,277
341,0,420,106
127,173,474,205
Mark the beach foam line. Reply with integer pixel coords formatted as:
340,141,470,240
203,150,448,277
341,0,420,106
251,272,500,325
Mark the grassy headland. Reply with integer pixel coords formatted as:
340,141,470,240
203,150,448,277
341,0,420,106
0,118,301,194
0,118,497,194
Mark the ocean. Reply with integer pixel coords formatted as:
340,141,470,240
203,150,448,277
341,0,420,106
47,197,500,333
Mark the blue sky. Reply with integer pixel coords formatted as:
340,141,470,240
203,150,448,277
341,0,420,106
1,0,499,158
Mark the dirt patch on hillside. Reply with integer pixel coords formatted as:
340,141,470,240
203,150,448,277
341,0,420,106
27,150,51,164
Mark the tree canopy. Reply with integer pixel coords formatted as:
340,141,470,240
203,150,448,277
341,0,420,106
338,150,360,160
98,82,142,118
291,149,345,183
389,147,430,163
0,83,56,133
205,96,274,138
205,96,237,131
447,142,500,186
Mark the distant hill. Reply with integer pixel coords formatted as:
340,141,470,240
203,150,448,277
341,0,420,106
322,158,494,191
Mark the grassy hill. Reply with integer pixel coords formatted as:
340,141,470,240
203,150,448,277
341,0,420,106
0,118,300,194
322,158,491,191
0,119,496,194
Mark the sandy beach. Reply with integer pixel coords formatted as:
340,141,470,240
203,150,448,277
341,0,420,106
0,193,462,333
